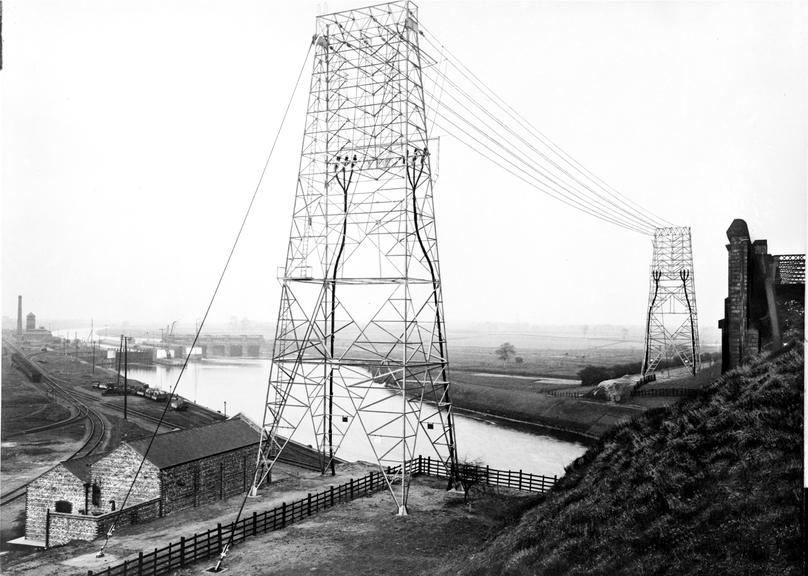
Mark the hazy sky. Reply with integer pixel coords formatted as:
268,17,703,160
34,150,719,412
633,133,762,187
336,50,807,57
2,0,805,338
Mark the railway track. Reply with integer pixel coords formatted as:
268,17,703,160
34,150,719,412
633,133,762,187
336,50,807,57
1,346,109,507
2,344,222,508
68,389,180,430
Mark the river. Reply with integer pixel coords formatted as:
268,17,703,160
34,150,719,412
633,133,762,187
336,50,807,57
122,359,587,476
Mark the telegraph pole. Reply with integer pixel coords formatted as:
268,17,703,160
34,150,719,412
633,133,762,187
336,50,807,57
123,336,128,420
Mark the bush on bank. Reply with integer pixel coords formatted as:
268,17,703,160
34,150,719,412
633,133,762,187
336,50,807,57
455,343,804,576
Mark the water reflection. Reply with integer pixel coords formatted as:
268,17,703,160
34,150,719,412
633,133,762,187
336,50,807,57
124,359,587,475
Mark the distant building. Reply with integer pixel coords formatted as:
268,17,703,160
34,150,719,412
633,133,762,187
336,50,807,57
22,310,51,345
25,415,263,546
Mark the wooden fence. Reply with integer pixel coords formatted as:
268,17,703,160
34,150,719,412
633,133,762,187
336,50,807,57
546,390,586,398
420,456,557,493
630,387,700,398
86,457,557,576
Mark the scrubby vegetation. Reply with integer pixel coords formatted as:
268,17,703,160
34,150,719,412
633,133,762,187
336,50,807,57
453,343,804,575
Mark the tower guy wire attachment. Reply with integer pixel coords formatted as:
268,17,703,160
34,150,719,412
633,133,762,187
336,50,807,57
251,0,459,515
642,227,701,376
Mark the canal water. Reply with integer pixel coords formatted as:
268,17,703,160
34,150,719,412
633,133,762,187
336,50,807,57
125,359,587,476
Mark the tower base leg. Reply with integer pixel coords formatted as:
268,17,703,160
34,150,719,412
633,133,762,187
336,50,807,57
397,505,408,517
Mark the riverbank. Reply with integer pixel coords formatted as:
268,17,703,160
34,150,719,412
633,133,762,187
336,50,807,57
368,364,666,445
446,343,805,575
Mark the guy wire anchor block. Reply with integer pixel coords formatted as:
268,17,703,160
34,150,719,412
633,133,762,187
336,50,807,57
207,546,230,573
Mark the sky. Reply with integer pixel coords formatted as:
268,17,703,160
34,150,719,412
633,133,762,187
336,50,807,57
2,0,805,341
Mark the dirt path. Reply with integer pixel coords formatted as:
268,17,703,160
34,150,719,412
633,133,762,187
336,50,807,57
1,464,538,576
171,477,537,576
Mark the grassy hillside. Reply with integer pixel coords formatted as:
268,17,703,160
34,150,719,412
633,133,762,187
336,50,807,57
450,343,804,576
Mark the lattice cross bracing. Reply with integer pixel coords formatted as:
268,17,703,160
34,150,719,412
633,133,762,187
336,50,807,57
642,227,701,375
254,0,458,514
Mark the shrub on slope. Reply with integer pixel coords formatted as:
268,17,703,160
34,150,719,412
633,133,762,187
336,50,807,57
457,344,804,576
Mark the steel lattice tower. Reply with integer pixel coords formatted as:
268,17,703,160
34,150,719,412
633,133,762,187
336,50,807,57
642,227,701,375
253,1,458,515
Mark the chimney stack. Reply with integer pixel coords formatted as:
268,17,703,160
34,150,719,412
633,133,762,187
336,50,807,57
17,295,22,335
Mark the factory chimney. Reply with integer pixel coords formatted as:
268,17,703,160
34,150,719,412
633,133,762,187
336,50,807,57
17,295,22,335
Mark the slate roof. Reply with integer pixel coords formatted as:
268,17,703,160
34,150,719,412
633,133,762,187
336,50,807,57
126,414,261,470
61,452,106,483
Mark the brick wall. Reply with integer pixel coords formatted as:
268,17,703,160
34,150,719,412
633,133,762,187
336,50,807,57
161,445,256,515
92,444,160,513
25,464,86,541
720,219,801,372
724,224,750,371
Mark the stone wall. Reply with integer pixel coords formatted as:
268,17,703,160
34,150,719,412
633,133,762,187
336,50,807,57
46,511,98,546
161,445,256,515
91,444,161,513
25,464,86,541
47,498,161,546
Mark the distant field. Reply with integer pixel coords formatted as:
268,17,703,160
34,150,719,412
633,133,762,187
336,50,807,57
451,371,578,394
450,344,645,379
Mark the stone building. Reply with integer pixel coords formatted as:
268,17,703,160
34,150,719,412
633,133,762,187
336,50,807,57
25,414,262,546
719,219,805,372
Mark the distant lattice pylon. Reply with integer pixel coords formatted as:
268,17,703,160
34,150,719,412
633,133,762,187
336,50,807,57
252,0,458,515
642,227,701,375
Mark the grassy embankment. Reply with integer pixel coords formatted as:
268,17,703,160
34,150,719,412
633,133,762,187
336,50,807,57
444,342,804,575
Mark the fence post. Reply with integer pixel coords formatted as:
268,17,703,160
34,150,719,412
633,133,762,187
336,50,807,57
486,465,490,485
281,502,286,529
350,478,354,500
168,542,173,570
138,551,143,575
427,456,431,475
181,536,186,566
330,486,334,507
418,454,422,474
253,510,258,535
519,470,523,491
193,533,197,561
217,523,223,553
307,493,312,516
369,471,374,492
45,508,50,549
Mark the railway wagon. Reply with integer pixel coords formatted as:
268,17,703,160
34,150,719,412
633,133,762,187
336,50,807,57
11,352,42,383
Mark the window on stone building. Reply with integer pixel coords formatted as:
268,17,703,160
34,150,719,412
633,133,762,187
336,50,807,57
109,499,116,511
55,500,72,513
92,484,101,506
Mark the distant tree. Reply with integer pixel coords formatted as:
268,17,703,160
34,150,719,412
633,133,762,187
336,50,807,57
514,356,524,364
495,342,516,362
578,365,611,386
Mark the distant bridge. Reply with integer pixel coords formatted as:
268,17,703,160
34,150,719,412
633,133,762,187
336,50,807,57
163,334,270,359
